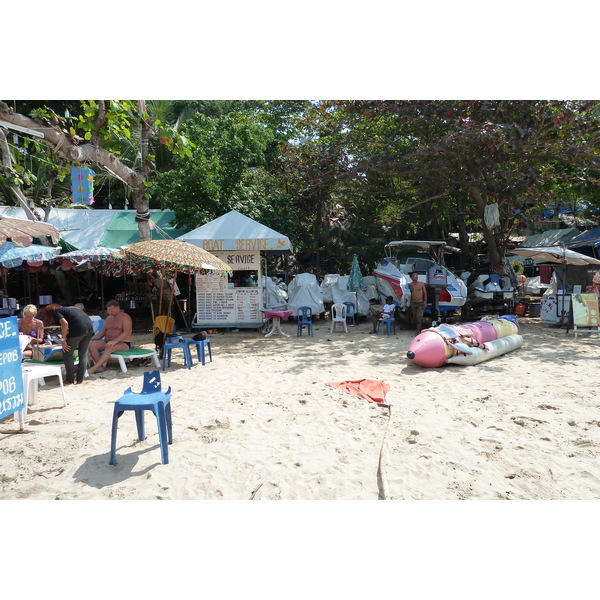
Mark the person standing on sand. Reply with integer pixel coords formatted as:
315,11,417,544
408,272,428,334
44,303,94,385
88,299,133,374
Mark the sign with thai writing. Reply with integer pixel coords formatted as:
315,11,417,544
0,317,26,420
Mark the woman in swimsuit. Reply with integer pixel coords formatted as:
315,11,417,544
18,304,45,359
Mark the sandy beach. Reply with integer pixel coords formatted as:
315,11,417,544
1,316,600,501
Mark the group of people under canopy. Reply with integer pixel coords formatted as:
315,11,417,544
17,299,134,385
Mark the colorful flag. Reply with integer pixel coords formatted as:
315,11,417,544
70,166,96,205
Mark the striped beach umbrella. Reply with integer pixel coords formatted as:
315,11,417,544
122,239,232,276
122,239,232,317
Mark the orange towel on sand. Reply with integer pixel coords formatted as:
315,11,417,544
326,379,390,405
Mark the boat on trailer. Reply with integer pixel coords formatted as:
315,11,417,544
373,240,468,320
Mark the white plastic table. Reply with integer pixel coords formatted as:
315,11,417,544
15,364,67,428
260,310,293,338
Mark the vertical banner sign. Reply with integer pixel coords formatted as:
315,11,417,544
0,317,26,420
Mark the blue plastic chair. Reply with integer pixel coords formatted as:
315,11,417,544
377,316,396,336
162,324,193,370
297,306,313,337
109,370,173,465
186,336,212,365
344,302,357,326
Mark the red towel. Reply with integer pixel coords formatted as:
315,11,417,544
326,379,390,405
539,264,552,284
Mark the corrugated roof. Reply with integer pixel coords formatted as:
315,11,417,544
567,226,600,248
522,227,581,247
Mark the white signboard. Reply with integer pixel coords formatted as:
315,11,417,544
213,251,259,271
195,251,263,327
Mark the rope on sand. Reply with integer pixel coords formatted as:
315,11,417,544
377,401,393,500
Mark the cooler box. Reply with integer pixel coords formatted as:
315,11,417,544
32,345,77,362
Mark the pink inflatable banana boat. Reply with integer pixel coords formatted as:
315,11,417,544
406,315,523,367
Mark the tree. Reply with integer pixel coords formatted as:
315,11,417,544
0,100,193,240
337,100,600,270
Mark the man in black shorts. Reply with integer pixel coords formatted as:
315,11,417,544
88,299,133,374
44,304,94,384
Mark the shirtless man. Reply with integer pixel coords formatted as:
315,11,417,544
408,272,428,334
88,299,133,374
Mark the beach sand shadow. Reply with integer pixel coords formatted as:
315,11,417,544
73,446,163,488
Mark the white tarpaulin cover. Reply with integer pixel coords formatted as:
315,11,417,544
320,274,371,315
263,276,288,309
287,273,324,315
178,210,292,252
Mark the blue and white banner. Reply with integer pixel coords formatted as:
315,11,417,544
0,317,26,421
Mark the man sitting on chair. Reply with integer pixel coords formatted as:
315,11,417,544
88,299,133,374
369,296,396,334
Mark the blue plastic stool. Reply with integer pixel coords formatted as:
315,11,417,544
344,302,357,326
186,337,212,365
377,317,396,336
297,307,313,337
110,370,173,465
162,334,193,370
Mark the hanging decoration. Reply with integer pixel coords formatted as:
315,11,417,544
70,166,96,205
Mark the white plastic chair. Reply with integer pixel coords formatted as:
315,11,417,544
330,303,348,333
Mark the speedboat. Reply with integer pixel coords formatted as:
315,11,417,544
373,240,468,318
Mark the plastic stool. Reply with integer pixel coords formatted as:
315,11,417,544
162,335,193,370
186,337,212,365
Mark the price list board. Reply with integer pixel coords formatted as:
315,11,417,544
0,317,26,421
236,289,261,322
195,273,263,326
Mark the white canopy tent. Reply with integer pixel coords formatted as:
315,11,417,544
177,210,292,252
179,211,293,329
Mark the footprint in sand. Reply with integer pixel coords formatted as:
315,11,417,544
406,430,419,444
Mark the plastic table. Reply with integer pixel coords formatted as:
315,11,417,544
14,364,67,429
260,310,293,338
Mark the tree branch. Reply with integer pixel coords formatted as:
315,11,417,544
0,126,40,221
0,101,143,190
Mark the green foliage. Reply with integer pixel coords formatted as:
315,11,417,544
2,99,599,275
157,110,275,227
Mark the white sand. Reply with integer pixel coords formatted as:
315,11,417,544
2,317,600,500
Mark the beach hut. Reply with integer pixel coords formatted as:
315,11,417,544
177,210,292,329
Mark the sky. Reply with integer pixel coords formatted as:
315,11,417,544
5,2,600,100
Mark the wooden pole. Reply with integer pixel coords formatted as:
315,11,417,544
165,270,177,320
158,271,164,315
